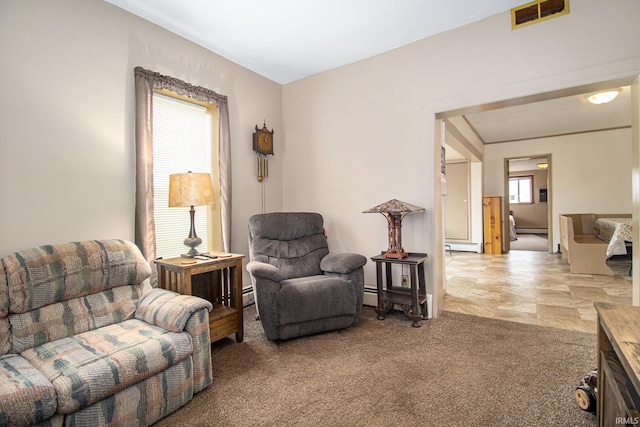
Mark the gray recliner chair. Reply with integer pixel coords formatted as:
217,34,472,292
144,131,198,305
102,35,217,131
247,212,367,341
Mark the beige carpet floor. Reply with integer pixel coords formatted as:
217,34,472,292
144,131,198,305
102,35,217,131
154,305,597,427
510,233,549,251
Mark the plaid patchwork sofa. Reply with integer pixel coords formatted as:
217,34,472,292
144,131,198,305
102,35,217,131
0,239,213,426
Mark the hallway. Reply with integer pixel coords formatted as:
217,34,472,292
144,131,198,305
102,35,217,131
444,250,632,333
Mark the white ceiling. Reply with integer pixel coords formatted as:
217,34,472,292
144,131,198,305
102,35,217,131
105,0,632,149
105,0,526,84
464,87,631,144
509,157,549,172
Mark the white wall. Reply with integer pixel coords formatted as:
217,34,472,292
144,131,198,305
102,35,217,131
282,0,640,314
470,161,484,251
2,0,639,304
0,0,284,274
485,128,632,252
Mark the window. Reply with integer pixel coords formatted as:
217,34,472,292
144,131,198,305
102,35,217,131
509,176,533,204
152,93,215,258
134,67,230,266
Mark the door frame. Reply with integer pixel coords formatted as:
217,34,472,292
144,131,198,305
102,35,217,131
435,75,640,310
503,154,553,253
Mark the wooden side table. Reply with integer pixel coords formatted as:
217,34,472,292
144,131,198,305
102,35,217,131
595,302,640,425
370,252,428,327
155,253,245,343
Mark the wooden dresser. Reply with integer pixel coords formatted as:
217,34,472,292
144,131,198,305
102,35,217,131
482,196,503,254
595,302,640,426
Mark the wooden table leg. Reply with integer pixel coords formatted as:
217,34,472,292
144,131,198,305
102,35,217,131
375,262,386,320
418,260,428,320
408,264,422,327
233,263,244,343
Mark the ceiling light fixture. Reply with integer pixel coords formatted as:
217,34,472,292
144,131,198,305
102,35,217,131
587,89,621,105
537,162,548,169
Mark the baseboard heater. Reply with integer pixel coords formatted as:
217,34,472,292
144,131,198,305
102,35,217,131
248,287,432,319
516,228,548,234
246,287,390,308
445,242,482,253
363,287,378,307
242,287,255,308
364,287,433,319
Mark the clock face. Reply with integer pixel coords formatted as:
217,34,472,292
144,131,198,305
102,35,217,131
258,133,272,153
253,124,274,155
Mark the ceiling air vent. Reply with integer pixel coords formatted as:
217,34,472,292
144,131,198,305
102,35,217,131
511,0,569,29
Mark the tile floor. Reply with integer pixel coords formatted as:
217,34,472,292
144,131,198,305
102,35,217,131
443,250,632,334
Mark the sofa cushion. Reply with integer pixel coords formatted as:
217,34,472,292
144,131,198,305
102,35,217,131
277,275,357,325
0,268,9,356
63,358,193,426
0,354,57,426
0,265,7,318
0,319,9,357
9,285,143,354
3,239,151,314
21,319,193,414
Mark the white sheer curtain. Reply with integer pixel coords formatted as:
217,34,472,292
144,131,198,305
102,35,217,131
134,67,232,282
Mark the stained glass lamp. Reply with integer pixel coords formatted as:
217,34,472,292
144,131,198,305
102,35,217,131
363,199,425,259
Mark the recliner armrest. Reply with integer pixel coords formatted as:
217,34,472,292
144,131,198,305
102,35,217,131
320,253,367,274
247,261,284,282
135,288,213,332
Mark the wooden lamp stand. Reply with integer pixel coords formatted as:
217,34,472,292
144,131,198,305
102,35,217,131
383,213,408,259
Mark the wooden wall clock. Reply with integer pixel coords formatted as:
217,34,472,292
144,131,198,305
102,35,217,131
253,121,274,155
253,121,274,183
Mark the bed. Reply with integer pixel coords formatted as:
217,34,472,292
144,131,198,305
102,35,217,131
509,214,518,241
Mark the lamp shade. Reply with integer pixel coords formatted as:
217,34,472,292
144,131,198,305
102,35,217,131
363,199,424,215
168,172,215,207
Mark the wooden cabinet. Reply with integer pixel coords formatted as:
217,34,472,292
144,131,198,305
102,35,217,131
155,254,245,343
483,196,503,254
595,302,640,426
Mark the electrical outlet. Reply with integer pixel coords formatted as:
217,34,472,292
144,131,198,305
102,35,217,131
401,275,409,287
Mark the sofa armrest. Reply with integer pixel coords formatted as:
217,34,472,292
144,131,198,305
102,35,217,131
320,253,367,274
184,306,213,393
246,261,284,282
135,288,213,333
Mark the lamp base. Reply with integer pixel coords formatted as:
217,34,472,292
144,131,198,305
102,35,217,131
383,250,408,259
181,252,199,259
181,236,202,258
